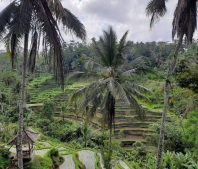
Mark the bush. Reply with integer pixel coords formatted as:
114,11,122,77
24,155,52,169
48,147,59,157
40,100,56,120
146,119,185,153
129,141,147,161
104,138,122,152
0,148,11,169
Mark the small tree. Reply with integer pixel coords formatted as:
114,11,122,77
41,100,56,120
60,103,67,122
2,71,16,105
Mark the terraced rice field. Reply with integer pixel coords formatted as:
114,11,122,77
27,76,174,149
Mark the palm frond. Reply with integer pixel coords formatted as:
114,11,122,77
100,92,115,129
66,71,99,84
133,67,159,77
175,90,194,98
87,93,103,120
126,81,154,96
101,26,117,67
0,1,18,40
125,85,152,106
79,86,104,109
121,69,137,77
125,90,145,120
172,0,197,43
33,0,65,90
83,59,107,73
107,77,130,105
47,0,86,41
117,30,129,54
69,80,103,105
183,101,195,118
29,29,38,73
146,0,168,28
6,33,21,69
131,56,151,67
92,38,109,67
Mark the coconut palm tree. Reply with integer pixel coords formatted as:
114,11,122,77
146,0,197,168
68,26,155,153
0,1,86,168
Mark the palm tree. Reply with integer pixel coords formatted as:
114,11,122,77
68,26,154,153
146,0,197,168
0,1,86,168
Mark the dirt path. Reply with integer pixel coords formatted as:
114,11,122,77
97,153,105,169
39,142,51,147
78,150,96,169
35,149,50,157
60,154,75,169
9,147,49,158
119,160,130,169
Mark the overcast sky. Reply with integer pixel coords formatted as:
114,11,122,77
0,0,198,45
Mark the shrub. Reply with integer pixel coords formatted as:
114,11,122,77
0,148,11,169
24,155,52,169
132,141,147,157
40,100,56,120
146,119,185,153
48,147,59,157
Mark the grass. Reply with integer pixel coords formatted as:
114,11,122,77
72,152,85,169
117,162,125,169
94,150,100,169
24,155,52,169
119,138,146,142
66,82,91,89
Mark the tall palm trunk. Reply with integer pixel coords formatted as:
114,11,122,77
108,121,112,152
108,94,115,153
17,33,29,169
155,34,184,169
0,86,3,113
9,87,11,105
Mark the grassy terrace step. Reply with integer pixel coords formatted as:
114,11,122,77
115,111,163,116
122,146,156,152
115,123,152,129
115,127,153,132
62,114,101,129
119,138,146,146
115,129,153,136
26,103,43,108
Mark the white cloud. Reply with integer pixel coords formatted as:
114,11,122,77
61,0,188,42
0,0,198,46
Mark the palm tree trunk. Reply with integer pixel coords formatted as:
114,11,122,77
155,34,183,169
108,94,115,153
9,87,11,105
0,86,3,113
17,33,29,169
108,123,112,152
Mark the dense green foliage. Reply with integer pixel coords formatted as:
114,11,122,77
1,30,198,168
176,64,198,93
146,118,186,153
0,148,11,169
40,100,56,120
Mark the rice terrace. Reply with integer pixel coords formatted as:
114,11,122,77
0,0,198,169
